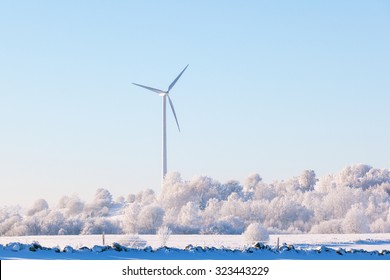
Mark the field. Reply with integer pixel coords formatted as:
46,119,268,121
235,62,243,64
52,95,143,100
1,233,390,260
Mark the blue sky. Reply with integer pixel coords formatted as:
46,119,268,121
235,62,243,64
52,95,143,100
0,0,389,207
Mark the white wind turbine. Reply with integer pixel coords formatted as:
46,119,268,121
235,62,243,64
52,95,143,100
133,64,189,186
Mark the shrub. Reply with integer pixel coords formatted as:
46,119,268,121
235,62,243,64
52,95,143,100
243,223,269,244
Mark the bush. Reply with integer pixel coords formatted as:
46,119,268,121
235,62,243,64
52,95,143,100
243,223,269,244
157,226,172,247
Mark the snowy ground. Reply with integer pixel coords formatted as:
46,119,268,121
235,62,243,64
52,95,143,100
2,233,390,251
1,233,390,260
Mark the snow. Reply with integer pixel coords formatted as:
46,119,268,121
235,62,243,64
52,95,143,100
1,233,390,260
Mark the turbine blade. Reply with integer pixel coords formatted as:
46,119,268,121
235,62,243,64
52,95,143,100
132,83,166,94
167,94,180,132
168,64,189,92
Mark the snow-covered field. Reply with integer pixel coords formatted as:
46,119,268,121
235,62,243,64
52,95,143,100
1,233,390,260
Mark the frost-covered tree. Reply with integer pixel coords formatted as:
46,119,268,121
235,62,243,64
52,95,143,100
61,217,84,235
40,210,66,235
84,188,114,217
220,193,243,217
81,217,121,234
0,207,23,236
137,204,164,234
253,182,277,201
136,189,156,205
265,196,313,231
188,175,220,209
160,172,191,212
370,217,390,233
203,215,245,234
247,200,267,224
244,173,262,192
201,198,222,227
337,164,373,188
123,202,141,234
57,195,84,217
92,188,113,209
298,170,316,191
321,185,363,220
27,199,49,216
218,180,244,201
310,219,344,234
175,201,201,234
342,204,370,233
335,164,390,190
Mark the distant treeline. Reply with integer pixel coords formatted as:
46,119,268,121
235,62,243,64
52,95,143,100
1,164,390,236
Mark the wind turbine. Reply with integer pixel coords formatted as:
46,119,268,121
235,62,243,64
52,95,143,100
133,64,189,186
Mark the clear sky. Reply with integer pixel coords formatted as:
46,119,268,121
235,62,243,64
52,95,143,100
0,0,389,208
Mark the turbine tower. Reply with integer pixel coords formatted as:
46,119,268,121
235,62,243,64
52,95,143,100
133,65,189,186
